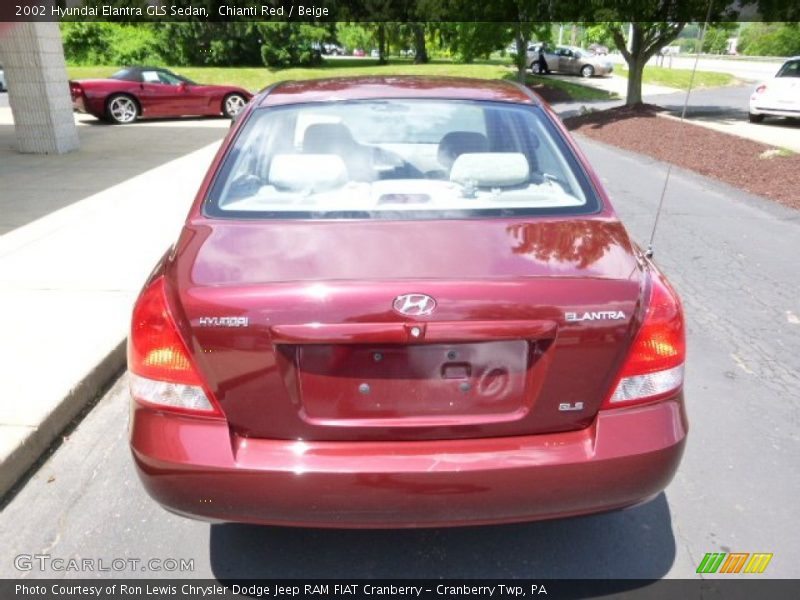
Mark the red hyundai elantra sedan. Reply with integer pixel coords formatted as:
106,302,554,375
129,76,687,528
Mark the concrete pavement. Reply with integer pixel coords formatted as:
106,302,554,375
652,85,800,153
0,110,227,497
659,110,800,153
0,107,226,233
1,135,797,579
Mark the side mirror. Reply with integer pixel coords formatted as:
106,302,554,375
178,81,187,91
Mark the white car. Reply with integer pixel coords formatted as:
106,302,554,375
0,65,6,92
749,56,800,123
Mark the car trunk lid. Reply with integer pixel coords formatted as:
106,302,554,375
170,217,644,441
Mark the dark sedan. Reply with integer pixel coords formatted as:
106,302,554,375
69,66,252,124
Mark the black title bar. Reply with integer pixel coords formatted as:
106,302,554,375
5,579,800,600
1,0,798,23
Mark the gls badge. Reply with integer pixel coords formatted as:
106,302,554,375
565,310,626,322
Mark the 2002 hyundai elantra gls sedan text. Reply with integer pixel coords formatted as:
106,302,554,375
129,76,687,527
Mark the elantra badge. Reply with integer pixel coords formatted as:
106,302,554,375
565,311,626,322
393,294,436,316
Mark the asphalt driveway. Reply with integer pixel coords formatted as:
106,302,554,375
1,136,798,581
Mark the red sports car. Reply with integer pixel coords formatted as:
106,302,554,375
129,76,687,528
69,66,252,124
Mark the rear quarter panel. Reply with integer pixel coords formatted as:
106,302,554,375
79,79,141,118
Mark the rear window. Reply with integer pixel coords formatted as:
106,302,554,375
777,60,800,78
110,68,139,82
205,99,599,220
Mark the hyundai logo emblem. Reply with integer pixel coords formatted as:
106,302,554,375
393,294,436,316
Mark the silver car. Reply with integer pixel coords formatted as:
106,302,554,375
528,45,614,78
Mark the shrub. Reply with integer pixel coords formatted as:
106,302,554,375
61,22,161,65
257,24,325,68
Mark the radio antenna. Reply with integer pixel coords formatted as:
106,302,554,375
646,1,714,258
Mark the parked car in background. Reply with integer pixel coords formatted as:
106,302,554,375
370,49,380,59
527,43,556,71
353,49,366,57
749,56,800,123
69,66,252,124
528,44,614,77
323,43,346,56
0,65,6,92
129,75,687,528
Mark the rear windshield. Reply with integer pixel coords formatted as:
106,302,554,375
777,60,800,78
110,68,139,82
205,99,600,220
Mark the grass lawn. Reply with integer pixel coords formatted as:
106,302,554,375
524,74,618,101
617,65,737,89
66,59,615,102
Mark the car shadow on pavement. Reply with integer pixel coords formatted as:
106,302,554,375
208,493,675,582
79,115,229,126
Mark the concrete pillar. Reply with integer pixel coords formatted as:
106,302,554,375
0,22,79,154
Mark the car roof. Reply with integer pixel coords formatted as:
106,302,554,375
124,66,173,73
257,76,539,107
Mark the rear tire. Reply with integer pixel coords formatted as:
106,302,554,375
105,94,139,124
748,112,764,123
222,93,247,119
580,65,595,78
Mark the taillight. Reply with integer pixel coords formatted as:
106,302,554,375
128,277,221,416
69,82,82,100
604,274,685,408
755,84,767,94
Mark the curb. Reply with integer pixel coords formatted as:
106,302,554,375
0,338,127,500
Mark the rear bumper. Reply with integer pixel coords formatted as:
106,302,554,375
130,398,687,528
749,102,800,118
70,91,86,112
71,94,104,119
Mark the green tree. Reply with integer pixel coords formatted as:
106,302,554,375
581,24,615,49
738,23,800,56
702,23,738,54
61,22,162,65
410,23,429,63
335,23,374,53
581,0,800,105
258,23,327,68
606,21,688,105
435,22,509,63
60,22,113,64
156,23,263,66
108,24,162,64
